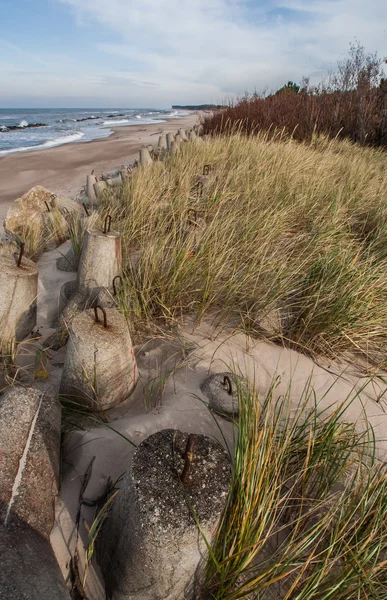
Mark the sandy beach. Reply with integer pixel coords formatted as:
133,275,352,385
0,113,198,222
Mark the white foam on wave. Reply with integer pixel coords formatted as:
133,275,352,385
102,119,130,125
0,131,84,156
18,120,29,128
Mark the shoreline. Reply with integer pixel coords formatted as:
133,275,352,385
0,113,198,222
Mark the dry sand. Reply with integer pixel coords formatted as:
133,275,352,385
0,113,198,223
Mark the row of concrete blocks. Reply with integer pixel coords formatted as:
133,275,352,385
84,126,208,204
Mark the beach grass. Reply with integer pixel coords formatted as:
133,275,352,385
197,377,387,599
97,132,387,364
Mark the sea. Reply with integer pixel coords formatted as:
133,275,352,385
0,108,189,156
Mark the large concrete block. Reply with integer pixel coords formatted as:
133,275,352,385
201,372,248,418
94,180,108,198
178,128,188,140
0,518,70,599
166,133,175,150
86,174,97,203
60,308,138,411
56,246,79,272
77,227,122,295
100,429,231,599
4,185,52,238
158,135,167,149
139,148,152,167
0,253,38,343
0,387,61,538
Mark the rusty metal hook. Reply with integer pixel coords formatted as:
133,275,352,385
103,215,112,234
82,203,90,216
44,201,51,212
187,208,197,224
13,242,25,268
180,434,195,484
93,305,107,328
112,275,123,296
196,181,203,200
203,164,211,176
223,375,233,396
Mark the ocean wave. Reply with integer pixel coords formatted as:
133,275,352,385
0,131,84,155
135,115,142,119
18,120,29,128
102,119,130,125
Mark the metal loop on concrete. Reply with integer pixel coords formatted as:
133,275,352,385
82,203,90,216
196,181,203,200
103,215,112,234
187,209,198,225
203,164,211,175
112,275,123,296
180,434,195,484
13,242,25,268
93,305,108,328
60,207,70,217
223,375,233,396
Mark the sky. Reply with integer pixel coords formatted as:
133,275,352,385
0,0,386,108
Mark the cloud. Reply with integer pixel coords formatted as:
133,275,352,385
55,0,386,103
3,0,386,106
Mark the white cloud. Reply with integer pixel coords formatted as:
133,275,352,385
3,0,387,105
56,0,386,103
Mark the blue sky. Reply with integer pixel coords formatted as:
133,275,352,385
0,0,385,108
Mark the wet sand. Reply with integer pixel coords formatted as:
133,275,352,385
0,113,198,222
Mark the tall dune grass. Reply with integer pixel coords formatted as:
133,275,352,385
100,133,387,362
198,379,387,599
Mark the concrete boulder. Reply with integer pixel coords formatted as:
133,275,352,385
56,246,79,272
60,308,138,411
0,253,38,343
4,186,78,238
201,371,249,418
100,429,231,600
0,387,61,538
0,517,70,599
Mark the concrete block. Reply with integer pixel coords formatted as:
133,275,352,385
166,133,175,149
158,135,167,149
201,372,249,418
0,253,38,343
94,180,108,198
56,246,79,272
107,174,123,187
86,174,97,203
188,130,197,141
60,308,138,411
170,141,180,155
59,280,78,315
0,520,70,599
4,185,53,239
178,128,188,140
100,429,231,600
0,387,61,538
120,167,131,182
77,227,122,295
139,148,152,167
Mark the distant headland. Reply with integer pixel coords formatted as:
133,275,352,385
172,104,223,110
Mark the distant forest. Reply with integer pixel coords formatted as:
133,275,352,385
172,104,223,110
